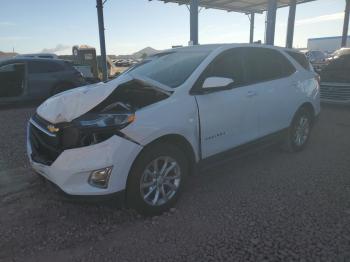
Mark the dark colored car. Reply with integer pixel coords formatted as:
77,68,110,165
320,54,350,83
320,54,350,104
0,57,86,105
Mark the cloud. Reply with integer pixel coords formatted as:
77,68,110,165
0,22,15,26
295,12,344,26
41,44,70,53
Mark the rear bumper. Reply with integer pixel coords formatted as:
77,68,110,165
27,124,143,196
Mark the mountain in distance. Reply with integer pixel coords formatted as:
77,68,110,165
115,47,160,60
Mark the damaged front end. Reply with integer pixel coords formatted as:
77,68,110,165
29,78,171,166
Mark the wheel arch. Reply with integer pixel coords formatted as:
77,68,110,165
289,102,316,128
147,134,196,172
299,102,316,123
130,134,197,178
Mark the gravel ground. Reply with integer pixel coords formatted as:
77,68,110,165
0,105,350,262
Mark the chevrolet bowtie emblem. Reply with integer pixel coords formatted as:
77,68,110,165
47,125,60,133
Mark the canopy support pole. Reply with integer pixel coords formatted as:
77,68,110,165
342,0,350,47
265,0,277,45
190,0,199,45
96,0,108,81
286,0,296,48
249,12,255,43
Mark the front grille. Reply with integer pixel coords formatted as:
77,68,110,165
29,115,62,165
320,82,350,102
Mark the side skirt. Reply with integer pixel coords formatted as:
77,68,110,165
197,129,288,172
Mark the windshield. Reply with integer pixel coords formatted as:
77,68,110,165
310,51,326,60
127,50,210,88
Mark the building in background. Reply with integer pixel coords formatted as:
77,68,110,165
308,36,350,53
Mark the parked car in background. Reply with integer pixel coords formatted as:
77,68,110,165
16,53,59,59
0,57,86,105
27,44,320,215
329,47,350,60
304,50,328,72
320,54,350,104
113,59,138,67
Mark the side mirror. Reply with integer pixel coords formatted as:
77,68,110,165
202,77,234,89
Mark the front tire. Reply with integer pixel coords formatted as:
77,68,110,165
283,108,312,152
126,143,188,216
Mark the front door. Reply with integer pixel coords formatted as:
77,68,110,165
0,62,26,103
194,48,260,159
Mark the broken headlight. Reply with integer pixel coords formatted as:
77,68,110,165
75,113,135,129
67,113,135,148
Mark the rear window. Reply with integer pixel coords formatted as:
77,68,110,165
28,61,65,74
287,51,310,70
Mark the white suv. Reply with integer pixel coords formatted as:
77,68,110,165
27,44,320,215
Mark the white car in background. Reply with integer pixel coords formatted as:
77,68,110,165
27,44,320,215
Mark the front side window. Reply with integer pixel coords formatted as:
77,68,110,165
326,58,345,70
201,49,244,87
127,50,210,88
28,61,64,74
0,62,25,97
0,63,19,73
243,48,295,84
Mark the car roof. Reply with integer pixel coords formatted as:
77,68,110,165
0,57,66,65
162,43,299,54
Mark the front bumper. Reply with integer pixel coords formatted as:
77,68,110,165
27,126,143,196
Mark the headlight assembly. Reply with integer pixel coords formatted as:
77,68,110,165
75,113,135,129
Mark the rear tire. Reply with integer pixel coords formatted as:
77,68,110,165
126,143,188,216
283,108,313,152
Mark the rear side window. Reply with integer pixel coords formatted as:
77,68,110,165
28,61,65,74
243,48,295,84
286,51,310,70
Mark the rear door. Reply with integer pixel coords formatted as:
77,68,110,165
241,47,297,137
194,48,260,158
27,60,63,98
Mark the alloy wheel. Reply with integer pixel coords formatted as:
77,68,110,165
140,156,181,206
294,115,310,147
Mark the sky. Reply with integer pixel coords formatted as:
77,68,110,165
0,0,346,55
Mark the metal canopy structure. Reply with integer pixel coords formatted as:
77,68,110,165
95,1,350,80
154,0,314,14
152,0,319,47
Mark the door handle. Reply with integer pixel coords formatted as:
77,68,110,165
246,91,257,97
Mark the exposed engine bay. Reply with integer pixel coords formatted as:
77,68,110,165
90,80,170,113
29,80,170,165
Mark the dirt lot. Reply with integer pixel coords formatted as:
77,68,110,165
0,105,350,262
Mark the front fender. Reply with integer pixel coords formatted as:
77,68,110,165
121,95,200,161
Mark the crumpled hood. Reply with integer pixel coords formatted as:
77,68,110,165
37,74,134,124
